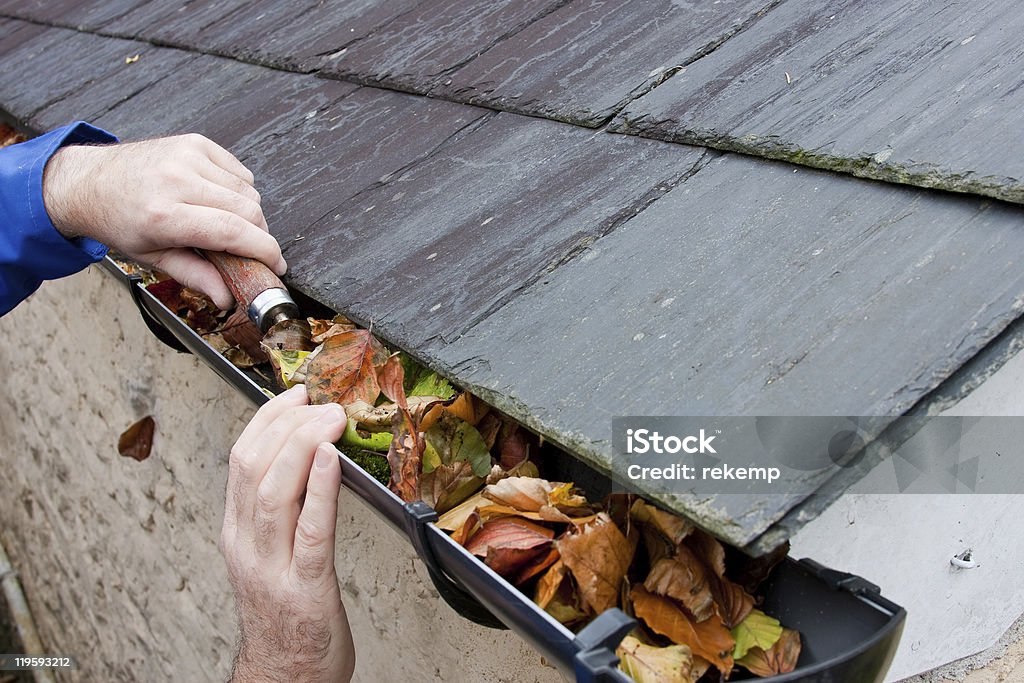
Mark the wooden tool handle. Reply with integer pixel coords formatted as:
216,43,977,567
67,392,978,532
202,251,286,309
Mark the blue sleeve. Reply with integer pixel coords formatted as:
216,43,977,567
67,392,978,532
0,121,118,317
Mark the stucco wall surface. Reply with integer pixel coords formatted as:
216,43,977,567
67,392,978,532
0,266,562,683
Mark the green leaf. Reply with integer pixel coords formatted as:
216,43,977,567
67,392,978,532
266,348,311,389
340,419,393,453
731,609,783,660
400,353,456,399
425,414,492,477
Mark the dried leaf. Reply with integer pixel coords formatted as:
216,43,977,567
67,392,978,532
308,315,357,343
118,416,155,462
465,517,555,555
484,477,589,515
220,307,267,362
377,353,407,409
424,414,492,477
511,546,560,585
437,492,487,531
420,460,482,513
451,510,481,546
465,517,554,576
421,392,488,431
557,513,634,615
630,499,693,546
386,406,423,502
644,550,716,622
485,459,539,485
306,329,388,406
534,560,568,609
731,609,783,660
616,635,700,683
496,421,532,470
736,627,801,676
263,318,316,352
631,586,735,674
711,576,755,630
686,530,726,578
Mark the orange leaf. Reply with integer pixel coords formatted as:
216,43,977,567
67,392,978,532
736,627,801,676
556,513,634,615
420,392,488,431
534,560,568,609
511,546,560,585
118,416,155,462
306,329,388,406
631,586,735,675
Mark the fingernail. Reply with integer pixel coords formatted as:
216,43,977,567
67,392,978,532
276,258,288,275
318,404,345,424
314,443,335,469
284,383,307,397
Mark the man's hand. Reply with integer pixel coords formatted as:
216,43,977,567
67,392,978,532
221,385,355,683
42,133,286,309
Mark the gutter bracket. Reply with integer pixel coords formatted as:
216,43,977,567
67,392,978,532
573,608,636,683
402,500,507,630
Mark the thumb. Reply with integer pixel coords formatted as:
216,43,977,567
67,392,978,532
292,442,342,584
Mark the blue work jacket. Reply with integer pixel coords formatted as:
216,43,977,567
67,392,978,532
0,122,117,316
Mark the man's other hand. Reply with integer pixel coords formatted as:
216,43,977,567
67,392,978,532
221,385,355,683
42,133,286,309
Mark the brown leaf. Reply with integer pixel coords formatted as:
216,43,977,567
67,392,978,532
644,549,716,622
386,406,423,503
710,576,755,630
377,353,407,409
511,546,560,585
465,517,555,575
736,627,801,676
306,329,388,406
420,460,482,513
631,586,735,674
557,513,634,615
437,492,486,532
261,318,315,352
451,510,481,546
476,413,502,450
308,315,357,343
630,499,693,547
484,477,589,516
534,559,568,609
686,529,727,578
220,307,268,362
118,416,155,462
496,421,532,470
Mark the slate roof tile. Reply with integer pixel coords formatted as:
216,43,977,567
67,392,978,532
611,0,1024,203
435,0,779,126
